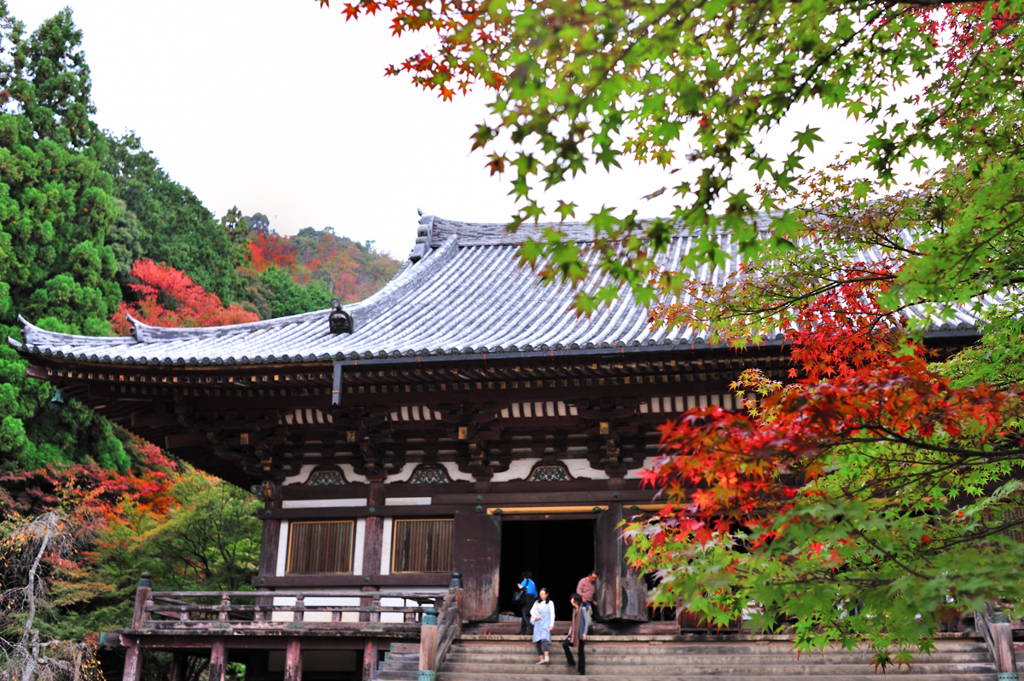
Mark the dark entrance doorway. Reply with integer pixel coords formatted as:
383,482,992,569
500,518,595,618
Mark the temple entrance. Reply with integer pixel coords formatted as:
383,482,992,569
499,518,595,617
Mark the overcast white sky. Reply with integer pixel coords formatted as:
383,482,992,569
9,0,867,259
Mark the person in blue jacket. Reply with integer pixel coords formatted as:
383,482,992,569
517,570,538,635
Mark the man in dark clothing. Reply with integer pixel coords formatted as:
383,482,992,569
562,592,589,675
576,569,598,619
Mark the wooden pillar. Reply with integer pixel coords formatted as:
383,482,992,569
363,481,385,576
990,619,1017,678
123,573,152,681
255,484,282,587
170,653,187,681
209,640,227,681
360,585,379,624
361,639,378,681
131,573,152,628
121,641,141,681
284,639,302,681
418,608,439,681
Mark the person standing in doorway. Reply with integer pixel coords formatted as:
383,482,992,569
562,592,588,675
517,571,538,635
530,588,555,664
576,569,598,618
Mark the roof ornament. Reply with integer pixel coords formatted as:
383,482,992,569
329,298,354,335
408,214,434,262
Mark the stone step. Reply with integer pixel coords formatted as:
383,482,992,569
437,674,999,681
436,638,996,680
441,661,997,675
374,667,417,679
390,642,420,654
443,652,995,665
447,643,991,656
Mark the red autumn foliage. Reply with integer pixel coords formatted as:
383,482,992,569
318,0,508,98
916,2,1019,67
247,233,298,272
638,277,1012,552
111,259,259,334
0,442,179,521
643,353,1009,549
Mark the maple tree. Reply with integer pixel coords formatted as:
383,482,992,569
322,0,1024,659
111,260,259,333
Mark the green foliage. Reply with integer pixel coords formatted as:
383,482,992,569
0,6,130,477
101,132,247,304
0,464,260,645
241,266,333,320
336,0,1024,658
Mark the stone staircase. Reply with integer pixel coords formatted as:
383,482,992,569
377,636,1001,680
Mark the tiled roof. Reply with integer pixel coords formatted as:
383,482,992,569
9,216,981,367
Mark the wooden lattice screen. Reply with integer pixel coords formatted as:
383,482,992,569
392,519,454,573
287,520,355,574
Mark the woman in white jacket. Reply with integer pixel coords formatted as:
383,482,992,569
530,588,555,664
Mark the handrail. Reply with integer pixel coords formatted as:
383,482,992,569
434,588,462,670
975,602,1018,681
128,574,446,630
418,573,463,681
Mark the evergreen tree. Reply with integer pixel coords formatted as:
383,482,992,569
0,3,127,472
101,132,246,305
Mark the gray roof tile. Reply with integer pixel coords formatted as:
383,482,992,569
10,217,980,367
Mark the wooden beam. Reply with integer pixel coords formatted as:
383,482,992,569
131,413,181,429
165,432,210,450
255,573,450,588
487,505,608,515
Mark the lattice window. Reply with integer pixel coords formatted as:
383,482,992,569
528,464,571,482
391,519,454,573
287,521,354,574
307,468,345,485
409,464,452,484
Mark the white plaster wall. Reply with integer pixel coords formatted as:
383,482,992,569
283,464,316,486
379,586,448,595
566,459,607,480
626,456,661,479
283,462,372,485
489,458,606,482
380,596,413,623
337,462,369,484
271,595,362,623
385,462,415,483
380,518,394,575
440,461,475,482
282,498,367,509
353,518,366,575
490,459,537,482
276,521,289,576
385,497,432,506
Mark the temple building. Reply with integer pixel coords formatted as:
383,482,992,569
10,216,988,681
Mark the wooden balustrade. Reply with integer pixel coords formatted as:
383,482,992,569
132,588,447,631
975,602,1018,681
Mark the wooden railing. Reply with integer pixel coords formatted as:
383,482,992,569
975,602,1018,681
418,574,463,681
130,574,449,631
434,585,462,668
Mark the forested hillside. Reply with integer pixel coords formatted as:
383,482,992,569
0,6,399,679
